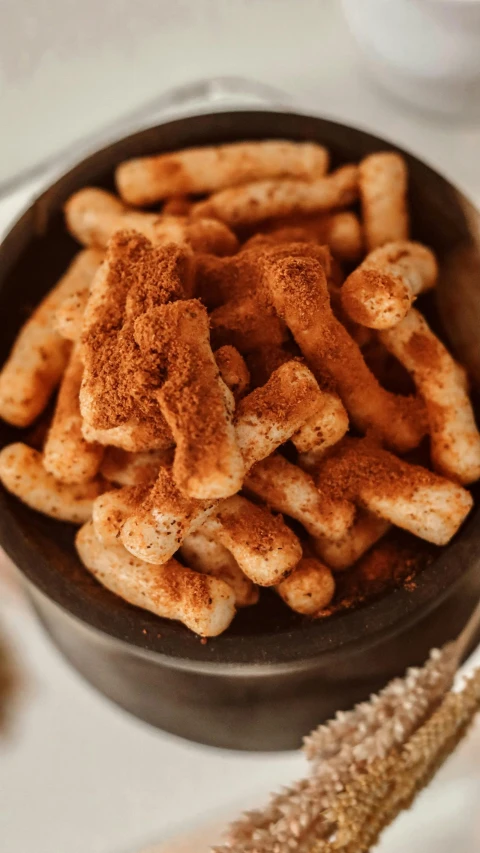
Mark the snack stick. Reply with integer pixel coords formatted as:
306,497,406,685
180,531,259,607
65,188,152,248
379,308,480,484
116,140,329,205
134,300,244,500
100,447,170,486
234,360,329,469
121,466,216,564
244,453,355,540
263,211,363,262
276,557,335,614
121,361,327,563
311,510,390,571
192,165,359,227
65,187,238,256
292,389,349,463
43,346,103,484
82,419,173,452
76,521,236,637
162,196,193,216
363,483,471,546
214,345,250,400
80,233,186,443
54,286,89,341
0,443,103,523
263,254,427,452
0,249,102,427
201,495,302,586
359,152,409,251
209,293,288,353
92,485,150,545
341,241,438,330
316,439,473,546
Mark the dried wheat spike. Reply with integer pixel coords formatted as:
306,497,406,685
303,643,459,767
214,650,480,853
312,668,480,853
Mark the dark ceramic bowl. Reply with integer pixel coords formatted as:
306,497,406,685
1,111,480,751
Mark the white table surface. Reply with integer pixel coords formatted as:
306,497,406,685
1,3,480,851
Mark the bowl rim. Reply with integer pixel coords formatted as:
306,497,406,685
1,107,479,671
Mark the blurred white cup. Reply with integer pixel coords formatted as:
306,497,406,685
341,0,480,117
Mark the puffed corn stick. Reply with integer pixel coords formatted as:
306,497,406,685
292,388,349,465
263,254,427,452
180,531,259,607
311,510,390,571
121,467,215,564
134,300,244,500
214,345,250,400
0,443,103,523
277,557,335,614
192,165,358,227
316,439,473,546
359,152,409,251
379,308,480,484
116,140,330,206
80,232,188,442
201,495,302,586
234,360,330,469
100,447,170,486
65,187,238,256
0,249,102,427
43,346,103,484
341,241,438,330
245,453,355,540
92,485,149,546
76,521,236,637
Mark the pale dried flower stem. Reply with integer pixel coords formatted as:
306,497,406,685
215,639,480,853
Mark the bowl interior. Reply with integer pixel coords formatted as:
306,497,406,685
1,110,480,667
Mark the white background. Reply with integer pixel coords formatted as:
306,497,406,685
1,2,480,852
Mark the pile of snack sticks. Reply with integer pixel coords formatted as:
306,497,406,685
0,140,478,636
